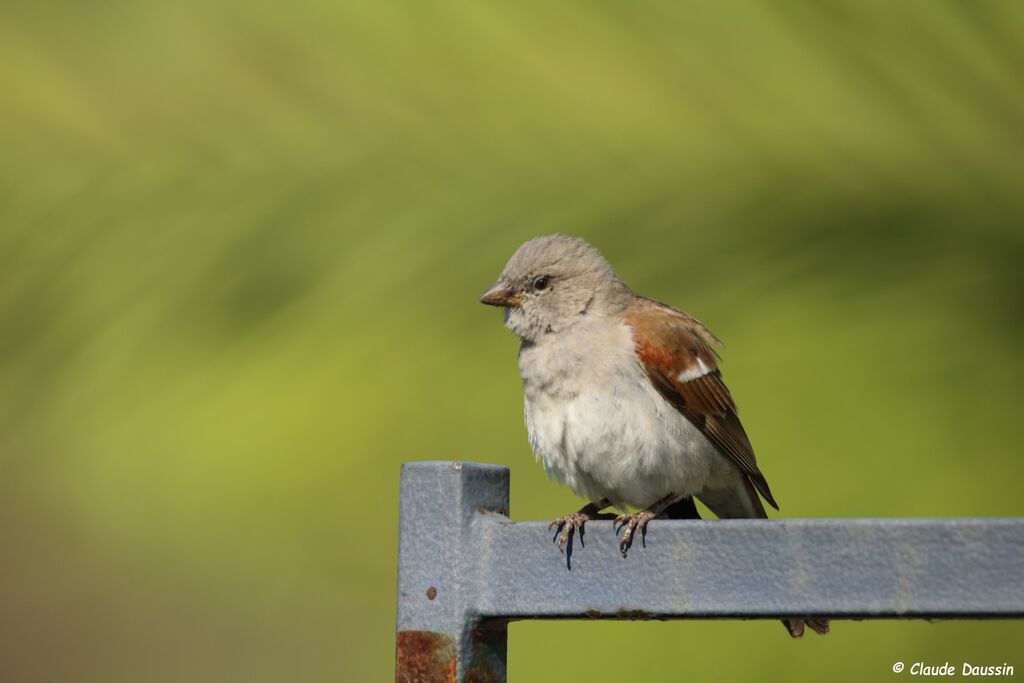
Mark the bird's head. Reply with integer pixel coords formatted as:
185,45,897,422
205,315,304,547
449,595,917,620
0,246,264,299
480,235,631,341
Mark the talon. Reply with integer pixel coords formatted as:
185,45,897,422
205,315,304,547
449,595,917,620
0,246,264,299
559,524,573,551
549,512,589,554
613,511,655,557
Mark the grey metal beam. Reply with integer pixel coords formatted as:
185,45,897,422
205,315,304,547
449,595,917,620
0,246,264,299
477,517,1024,620
395,461,1024,683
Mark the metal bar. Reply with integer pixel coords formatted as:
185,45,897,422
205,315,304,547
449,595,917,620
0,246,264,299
475,517,1024,620
396,461,510,683
395,462,1024,683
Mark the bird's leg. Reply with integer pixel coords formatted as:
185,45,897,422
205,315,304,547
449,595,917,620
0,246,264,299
548,499,612,553
614,493,677,557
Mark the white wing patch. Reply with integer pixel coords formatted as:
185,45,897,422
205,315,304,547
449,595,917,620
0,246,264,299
676,356,712,383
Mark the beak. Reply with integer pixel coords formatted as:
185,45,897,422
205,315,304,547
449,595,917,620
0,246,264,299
479,283,522,308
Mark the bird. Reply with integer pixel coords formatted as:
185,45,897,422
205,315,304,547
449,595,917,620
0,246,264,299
480,234,829,638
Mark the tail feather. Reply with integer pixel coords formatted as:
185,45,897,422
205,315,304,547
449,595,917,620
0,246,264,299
783,618,830,638
697,476,832,639
806,618,831,635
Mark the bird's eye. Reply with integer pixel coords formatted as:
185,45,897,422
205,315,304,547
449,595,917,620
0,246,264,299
533,276,550,291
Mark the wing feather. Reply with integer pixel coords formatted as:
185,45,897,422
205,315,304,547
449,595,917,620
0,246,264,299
624,297,779,510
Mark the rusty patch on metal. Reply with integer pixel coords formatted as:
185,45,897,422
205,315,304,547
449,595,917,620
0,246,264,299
616,609,668,621
464,663,504,683
396,630,456,683
426,586,438,600
583,608,667,620
616,609,654,619
464,622,507,683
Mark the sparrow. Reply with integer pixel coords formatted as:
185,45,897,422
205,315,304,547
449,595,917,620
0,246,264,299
480,235,829,638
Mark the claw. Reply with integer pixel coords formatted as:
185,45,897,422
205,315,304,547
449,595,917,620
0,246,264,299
613,510,656,557
549,512,590,553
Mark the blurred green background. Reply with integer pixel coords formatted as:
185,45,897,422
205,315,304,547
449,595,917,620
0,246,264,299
2,1,1023,681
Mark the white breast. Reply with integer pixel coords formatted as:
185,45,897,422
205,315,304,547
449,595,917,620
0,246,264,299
518,318,735,510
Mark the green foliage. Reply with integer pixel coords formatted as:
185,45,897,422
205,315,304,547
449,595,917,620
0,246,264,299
1,1,1022,680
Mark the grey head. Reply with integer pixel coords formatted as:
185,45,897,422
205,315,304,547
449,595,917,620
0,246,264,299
480,235,632,341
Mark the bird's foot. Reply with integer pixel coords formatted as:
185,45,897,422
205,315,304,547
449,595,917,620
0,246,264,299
613,510,657,557
548,512,591,553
